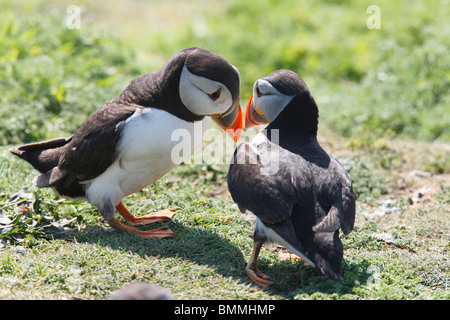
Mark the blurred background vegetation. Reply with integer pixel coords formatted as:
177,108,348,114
1,0,449,146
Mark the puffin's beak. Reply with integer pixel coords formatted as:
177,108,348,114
244,95,270,128
211,99,243,142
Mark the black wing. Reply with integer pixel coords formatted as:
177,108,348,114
228,142,303,225
57,72,165,181
340,181,356,235
57,102,142,181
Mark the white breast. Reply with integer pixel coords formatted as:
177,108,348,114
249,131,268,155
255,217,316,267
83,108,210,209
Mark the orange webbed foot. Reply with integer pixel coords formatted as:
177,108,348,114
130,209,176,226
277,252,310,266
109,202,176,239
246,266,273,288
108,218,176,239
115,202,176,226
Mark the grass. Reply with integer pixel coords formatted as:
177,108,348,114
0,0,449,300
1,139,448,300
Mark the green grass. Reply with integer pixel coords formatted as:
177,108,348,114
133,0,450,142
1,0,449,144
1,144,448,300
0,2,140,145
0,0,449,300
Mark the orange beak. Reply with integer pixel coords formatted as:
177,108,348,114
244,95,270,128
211,99,243,142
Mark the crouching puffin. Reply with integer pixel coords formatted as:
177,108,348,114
10,47,243,239
227,70,355,286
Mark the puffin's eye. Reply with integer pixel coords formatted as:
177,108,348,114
209,88,221,101
256,86,262,97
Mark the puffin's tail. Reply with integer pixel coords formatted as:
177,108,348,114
11,136,85,198
9,137,71,175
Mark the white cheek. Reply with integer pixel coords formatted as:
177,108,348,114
179,66,233,116
179,67,201,114
253,80,294,122
256,94,294,122
180,83,212,115
214,89,233,114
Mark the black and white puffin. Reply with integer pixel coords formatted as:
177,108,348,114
11,47,243,239
227,69,355,286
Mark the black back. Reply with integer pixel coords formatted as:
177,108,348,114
228,70,355,281
11,48,241,199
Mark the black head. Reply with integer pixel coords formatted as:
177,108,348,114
245,69,319,136
119,48,243,141
179,48,242,141
184,48,240,101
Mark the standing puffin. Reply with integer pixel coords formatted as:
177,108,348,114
11,47,243,239
227,70,355,286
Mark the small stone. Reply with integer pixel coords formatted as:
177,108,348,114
409,169,432,178
13,246,27,254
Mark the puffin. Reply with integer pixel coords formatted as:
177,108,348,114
10,47,243,239
227,69,355,287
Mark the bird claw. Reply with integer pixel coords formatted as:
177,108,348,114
246,267,273,288
139,227,176,239
127,209,176,226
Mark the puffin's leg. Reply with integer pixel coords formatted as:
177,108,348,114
100,202,176,239
246,239,273,288
115,202,175,227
